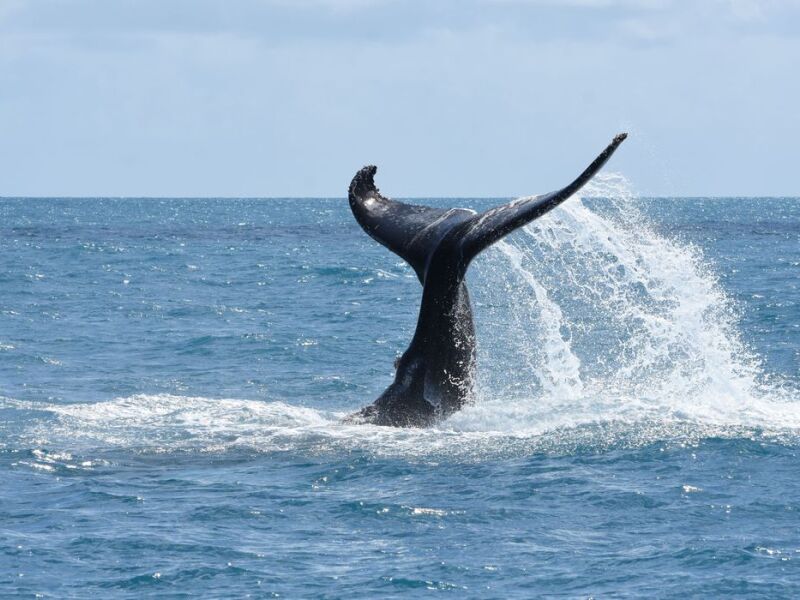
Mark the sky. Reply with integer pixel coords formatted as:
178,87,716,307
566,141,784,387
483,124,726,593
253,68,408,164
0,0,798,197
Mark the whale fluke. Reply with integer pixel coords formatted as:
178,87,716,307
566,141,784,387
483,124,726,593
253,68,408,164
347,133,628,426
461,132,627,260
348,166,478,280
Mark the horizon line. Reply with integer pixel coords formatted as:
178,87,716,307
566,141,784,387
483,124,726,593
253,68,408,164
2,195,800,201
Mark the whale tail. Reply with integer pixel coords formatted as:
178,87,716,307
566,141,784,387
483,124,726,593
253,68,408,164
347,133,627,426
348,133,627,277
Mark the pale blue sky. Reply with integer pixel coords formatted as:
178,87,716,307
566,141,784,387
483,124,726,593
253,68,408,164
0,0,798,197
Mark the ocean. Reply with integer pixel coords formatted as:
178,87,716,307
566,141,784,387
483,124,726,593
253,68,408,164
1,175,799,598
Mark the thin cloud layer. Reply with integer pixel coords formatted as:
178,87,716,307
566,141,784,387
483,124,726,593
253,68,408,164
0,1,798,196
1,0,797,39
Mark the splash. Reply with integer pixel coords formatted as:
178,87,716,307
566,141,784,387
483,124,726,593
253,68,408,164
453,173,797,433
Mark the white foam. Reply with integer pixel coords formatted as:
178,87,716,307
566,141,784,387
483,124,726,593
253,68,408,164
2,388,796,463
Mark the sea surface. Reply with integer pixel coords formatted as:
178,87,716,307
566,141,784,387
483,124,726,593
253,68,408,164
1,176,799,598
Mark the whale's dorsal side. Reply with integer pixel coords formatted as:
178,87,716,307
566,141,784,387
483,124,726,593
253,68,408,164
347,133,628,427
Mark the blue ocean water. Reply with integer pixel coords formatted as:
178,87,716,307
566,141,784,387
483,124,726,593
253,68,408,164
1,177,799,598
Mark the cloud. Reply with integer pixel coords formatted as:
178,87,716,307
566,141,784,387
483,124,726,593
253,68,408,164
0,0,798,195
1,0,797,43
